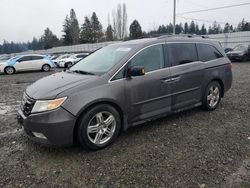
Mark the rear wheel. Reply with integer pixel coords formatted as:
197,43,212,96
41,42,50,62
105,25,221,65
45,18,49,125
77,104,121,150
202,81,222,111
4,66,15,75
42,64,50,72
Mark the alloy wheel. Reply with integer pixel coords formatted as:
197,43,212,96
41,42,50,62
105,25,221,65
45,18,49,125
87,111,116,145
5,67,14,74
207,85,220,108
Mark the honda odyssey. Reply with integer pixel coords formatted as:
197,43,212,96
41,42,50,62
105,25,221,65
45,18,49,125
17,36,232,150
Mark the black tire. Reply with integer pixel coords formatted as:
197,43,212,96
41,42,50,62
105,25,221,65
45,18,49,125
4,66,15,75
42,64,50,72
202,81,222,111
65,62,72,68
77,104,121,150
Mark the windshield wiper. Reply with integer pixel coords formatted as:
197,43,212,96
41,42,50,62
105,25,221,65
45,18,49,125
71,70,95,75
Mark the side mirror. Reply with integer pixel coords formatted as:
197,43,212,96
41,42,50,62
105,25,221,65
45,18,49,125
127,66,145,77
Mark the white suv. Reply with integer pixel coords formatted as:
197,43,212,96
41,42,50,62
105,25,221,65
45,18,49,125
0,55,55,75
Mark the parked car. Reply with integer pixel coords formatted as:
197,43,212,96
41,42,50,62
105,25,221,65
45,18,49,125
0,55,55,75
53,54,71,67
226,45,250,62
17,36,232,150
224,47,233,53
58,53,89,68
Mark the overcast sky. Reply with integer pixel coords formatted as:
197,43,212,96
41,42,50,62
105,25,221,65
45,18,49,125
0,0,249,43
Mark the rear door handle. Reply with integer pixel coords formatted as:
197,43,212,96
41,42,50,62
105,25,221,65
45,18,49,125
171,76,180,82
161,78,172,83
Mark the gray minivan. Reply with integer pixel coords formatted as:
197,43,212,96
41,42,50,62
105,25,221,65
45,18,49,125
17,36,232,150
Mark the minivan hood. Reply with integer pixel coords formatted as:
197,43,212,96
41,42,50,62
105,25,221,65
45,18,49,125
26,71,97,99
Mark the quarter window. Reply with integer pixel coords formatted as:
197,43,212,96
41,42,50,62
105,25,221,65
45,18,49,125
197,44,223,62
112,68,126,80
167,43,198,66
129,44,164,73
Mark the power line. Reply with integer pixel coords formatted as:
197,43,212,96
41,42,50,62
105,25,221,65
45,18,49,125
177,15,238,26
177,2,250,15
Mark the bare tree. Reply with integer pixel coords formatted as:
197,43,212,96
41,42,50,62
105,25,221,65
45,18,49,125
122,3,127,39
116,4,122,39
112,9,118,40
112,3,127,40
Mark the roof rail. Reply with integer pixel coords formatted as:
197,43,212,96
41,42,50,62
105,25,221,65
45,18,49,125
157,34,209,39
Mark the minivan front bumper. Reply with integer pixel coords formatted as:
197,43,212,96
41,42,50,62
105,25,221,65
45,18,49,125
17,107,76,146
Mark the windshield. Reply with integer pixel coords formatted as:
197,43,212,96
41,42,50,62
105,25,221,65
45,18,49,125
233,45,247,51
70,45,132,75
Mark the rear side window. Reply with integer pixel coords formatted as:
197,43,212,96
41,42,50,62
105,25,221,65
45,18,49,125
32,56,43,60
130,44,164,73
197,44,223,62
167,43,198,66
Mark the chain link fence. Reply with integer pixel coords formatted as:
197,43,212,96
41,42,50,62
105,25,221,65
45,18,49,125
208,31,250,48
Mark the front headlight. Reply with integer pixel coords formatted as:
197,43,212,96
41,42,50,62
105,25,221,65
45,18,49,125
31,97,67,113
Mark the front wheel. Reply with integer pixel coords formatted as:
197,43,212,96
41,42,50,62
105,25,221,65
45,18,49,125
4,66,15,75
77,104,121,150
202,81,222,111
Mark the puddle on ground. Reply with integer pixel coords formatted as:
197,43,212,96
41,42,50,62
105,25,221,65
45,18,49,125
0,102,20,115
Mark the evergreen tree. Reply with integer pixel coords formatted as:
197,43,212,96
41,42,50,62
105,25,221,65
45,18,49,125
80,16,93,43
91,12,103,42
70,9,80,44
208,26,213,34
229,25,234,32
223,23,230,33
62,15,71,45
41,28,59,49
200,24,207,35
62,9,80,45
129,20,142,39
166,23,173,33
106,25,114,41
195,24,199,34
184,22,189,34
189,21,195,34
157,25,167,33
175,23,183,34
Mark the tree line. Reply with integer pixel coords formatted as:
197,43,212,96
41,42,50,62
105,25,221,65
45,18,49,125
1,4,250,54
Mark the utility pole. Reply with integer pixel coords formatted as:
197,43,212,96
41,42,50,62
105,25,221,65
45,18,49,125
173,0,176,35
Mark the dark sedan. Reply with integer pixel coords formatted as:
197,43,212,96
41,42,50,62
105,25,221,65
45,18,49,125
226,45,250,62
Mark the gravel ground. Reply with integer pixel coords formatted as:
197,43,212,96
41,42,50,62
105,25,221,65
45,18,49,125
0,63,250,188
